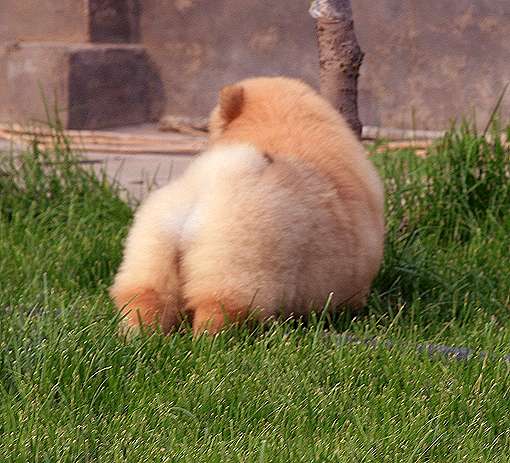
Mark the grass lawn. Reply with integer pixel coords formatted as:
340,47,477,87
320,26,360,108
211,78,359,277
1,125,509,462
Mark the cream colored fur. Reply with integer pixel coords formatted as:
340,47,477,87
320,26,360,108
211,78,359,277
110,77,385,335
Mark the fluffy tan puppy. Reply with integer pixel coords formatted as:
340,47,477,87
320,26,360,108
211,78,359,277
110,77,384,335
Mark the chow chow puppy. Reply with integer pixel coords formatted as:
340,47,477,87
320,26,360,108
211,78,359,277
110,77,384,335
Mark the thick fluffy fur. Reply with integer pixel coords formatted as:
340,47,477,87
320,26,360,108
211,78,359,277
110,77,384,335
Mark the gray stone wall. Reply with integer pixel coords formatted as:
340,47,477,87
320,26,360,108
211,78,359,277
141,0,510,130
140,0,319,120
1,0,509,130
354,0,510,129
0,0,164,128
0,0,89,43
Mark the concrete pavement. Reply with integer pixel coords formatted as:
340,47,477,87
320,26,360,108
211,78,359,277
0,124,198,203
82,151,194,203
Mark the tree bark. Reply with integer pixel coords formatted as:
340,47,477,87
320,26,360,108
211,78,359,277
310,0,364,137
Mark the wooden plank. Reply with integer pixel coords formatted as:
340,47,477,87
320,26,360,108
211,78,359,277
0,126,207,154
362,125,446,140
1,123,506,158
0,123,205,145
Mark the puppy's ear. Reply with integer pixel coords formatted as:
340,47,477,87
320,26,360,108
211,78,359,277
219,84,244,126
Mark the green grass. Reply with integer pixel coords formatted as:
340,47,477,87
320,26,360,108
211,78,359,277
1,124,509,462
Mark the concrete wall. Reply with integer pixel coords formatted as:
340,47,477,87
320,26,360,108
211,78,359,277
0,0,140,43
0,0,87,122
1,0,509,130
140,0,319,119
354,0,510,129
0,0,164,128
141,0,510,130
0,0,89,43
5,43,71,125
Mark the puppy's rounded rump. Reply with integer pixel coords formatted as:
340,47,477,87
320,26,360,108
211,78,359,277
181,150,376,316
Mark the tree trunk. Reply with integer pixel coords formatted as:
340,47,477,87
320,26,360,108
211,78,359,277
310,0,364,137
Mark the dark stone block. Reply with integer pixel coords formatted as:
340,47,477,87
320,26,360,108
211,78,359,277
68,46,165,129
89,0,140,43
2,43,165,129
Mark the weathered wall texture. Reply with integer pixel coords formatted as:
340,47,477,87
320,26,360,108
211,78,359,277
5,43,71,125
0,0,140,44
141,0,510,130
89,0,141,43
0,0,164,128
141,0,319,119
0,0,86,122
0,0,509,129
0,0,89,43
354,1,510,129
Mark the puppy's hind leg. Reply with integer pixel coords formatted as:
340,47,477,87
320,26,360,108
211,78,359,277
191,298,250,336
110,201,185,335
112,286,168,336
